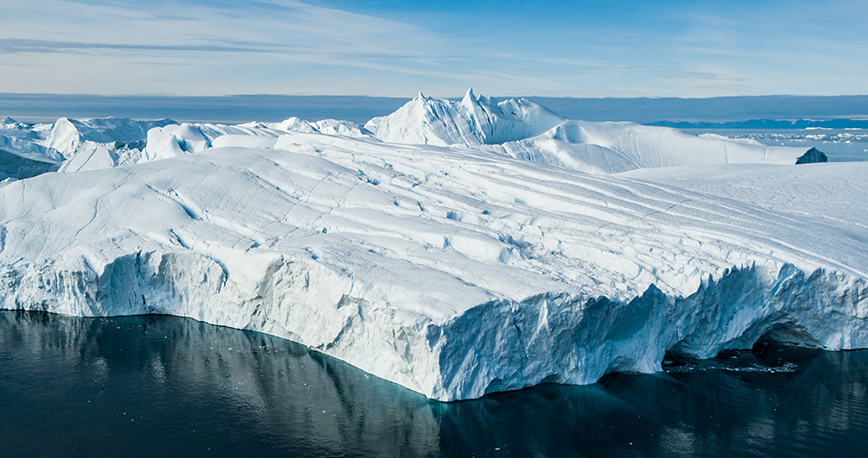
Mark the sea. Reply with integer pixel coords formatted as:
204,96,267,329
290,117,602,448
2,311,868,458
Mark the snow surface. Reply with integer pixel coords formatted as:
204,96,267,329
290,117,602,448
619,162,868,233
0,92,864,401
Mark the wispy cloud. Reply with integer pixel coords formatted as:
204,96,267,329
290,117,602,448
0,38,300,54
0,0,866,97
0,0,463,95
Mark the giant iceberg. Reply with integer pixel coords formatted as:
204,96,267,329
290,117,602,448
0,92,863,401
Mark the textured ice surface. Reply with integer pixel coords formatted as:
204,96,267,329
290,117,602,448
0,94,865,401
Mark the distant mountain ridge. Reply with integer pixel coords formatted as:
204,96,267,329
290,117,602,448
3,93,867,125
648,118,868,130
529,95,868,124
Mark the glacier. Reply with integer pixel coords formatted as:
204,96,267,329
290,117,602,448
0,91,864,402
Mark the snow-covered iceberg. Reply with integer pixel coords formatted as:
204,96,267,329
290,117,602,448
366,90,826,174
365,89,565,146
44,117,176,159
492,121,825,174
0,92,863,401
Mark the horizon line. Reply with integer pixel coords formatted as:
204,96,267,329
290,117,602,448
3,92,868,101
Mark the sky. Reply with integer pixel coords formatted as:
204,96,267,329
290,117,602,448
1,0,866,98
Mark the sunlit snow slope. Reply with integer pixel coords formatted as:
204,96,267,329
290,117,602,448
0,92,862,401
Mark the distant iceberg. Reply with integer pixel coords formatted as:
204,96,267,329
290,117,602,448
365,90,826,174
364,89,565,146
0,92,862,401
45,117,175,159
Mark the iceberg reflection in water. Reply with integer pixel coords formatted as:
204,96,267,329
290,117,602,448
2,311,868,457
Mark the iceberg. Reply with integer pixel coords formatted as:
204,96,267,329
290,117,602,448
143,119,371,163
44,117,176,159
492,120,825,174
0,92,864,401
365,90,825,174
0,118,64,180
365,89,565,146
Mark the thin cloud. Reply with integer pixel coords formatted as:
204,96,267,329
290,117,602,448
0,38,297,54
692,84,755,92
660,72,749,82
1,0,866,96
0,38,423,62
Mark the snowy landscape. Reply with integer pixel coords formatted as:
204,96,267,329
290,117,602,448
1,90,865,402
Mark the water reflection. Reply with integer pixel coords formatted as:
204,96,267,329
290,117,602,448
2,311,868,457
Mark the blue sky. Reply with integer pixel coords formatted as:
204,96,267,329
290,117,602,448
1,0,866,97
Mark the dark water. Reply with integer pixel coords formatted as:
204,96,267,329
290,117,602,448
2,311,867,457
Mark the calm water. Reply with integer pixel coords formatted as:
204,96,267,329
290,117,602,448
2,311,867,458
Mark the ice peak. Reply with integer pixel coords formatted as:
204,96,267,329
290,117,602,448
367,90,565,146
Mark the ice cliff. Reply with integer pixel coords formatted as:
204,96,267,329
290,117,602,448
0,93,863,401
